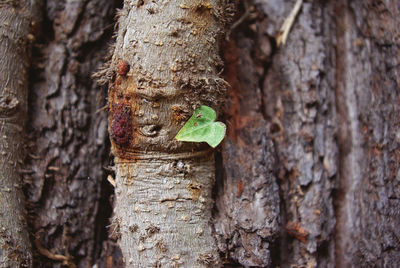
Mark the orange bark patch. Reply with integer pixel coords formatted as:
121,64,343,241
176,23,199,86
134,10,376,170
237,179,244,198
188,181,202,201
109,75,139,159
110,103,132,146
179,1,214,36
171,105,189,124
116,60,130,76
106,255,113,268
286,222,310,242
223,41,241,141
193,2,213,14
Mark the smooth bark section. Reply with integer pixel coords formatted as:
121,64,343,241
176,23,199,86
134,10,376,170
0,2,32,267
109,0,225,156
114,156,219,267
109,0,226,266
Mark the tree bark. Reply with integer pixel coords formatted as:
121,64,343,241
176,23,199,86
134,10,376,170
214,0,399,267
0,1,38,266
19,0,400,267
25,0,122,266
214,34,280,267
334,0,400,266
260,1,338,266
107,0,230,266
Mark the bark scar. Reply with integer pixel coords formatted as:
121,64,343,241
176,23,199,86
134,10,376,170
160,195,192,203
0,95,19,117
111,103,133,146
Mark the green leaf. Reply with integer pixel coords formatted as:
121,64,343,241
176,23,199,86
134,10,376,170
175,105,226,148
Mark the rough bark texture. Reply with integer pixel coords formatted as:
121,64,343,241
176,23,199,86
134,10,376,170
260,1,338,267
334,0,400,266
214,1,337,266
18,0,400,267
107,0,230,266
25,0,122,267
0,1,36,266
214,0,399,267
214,33,280,267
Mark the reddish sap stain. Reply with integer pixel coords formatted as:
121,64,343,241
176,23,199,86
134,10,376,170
116,60,130,76
111,104,132,146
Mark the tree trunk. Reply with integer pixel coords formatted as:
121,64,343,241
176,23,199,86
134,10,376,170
334,0,400,266
18,0,400,267
25,0,123,267
0,1,38,266
214,0,400,267
214,32,281,268
106,0,230,266
260,1,338,266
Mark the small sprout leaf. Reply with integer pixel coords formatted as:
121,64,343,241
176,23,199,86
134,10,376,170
175,105,226,148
